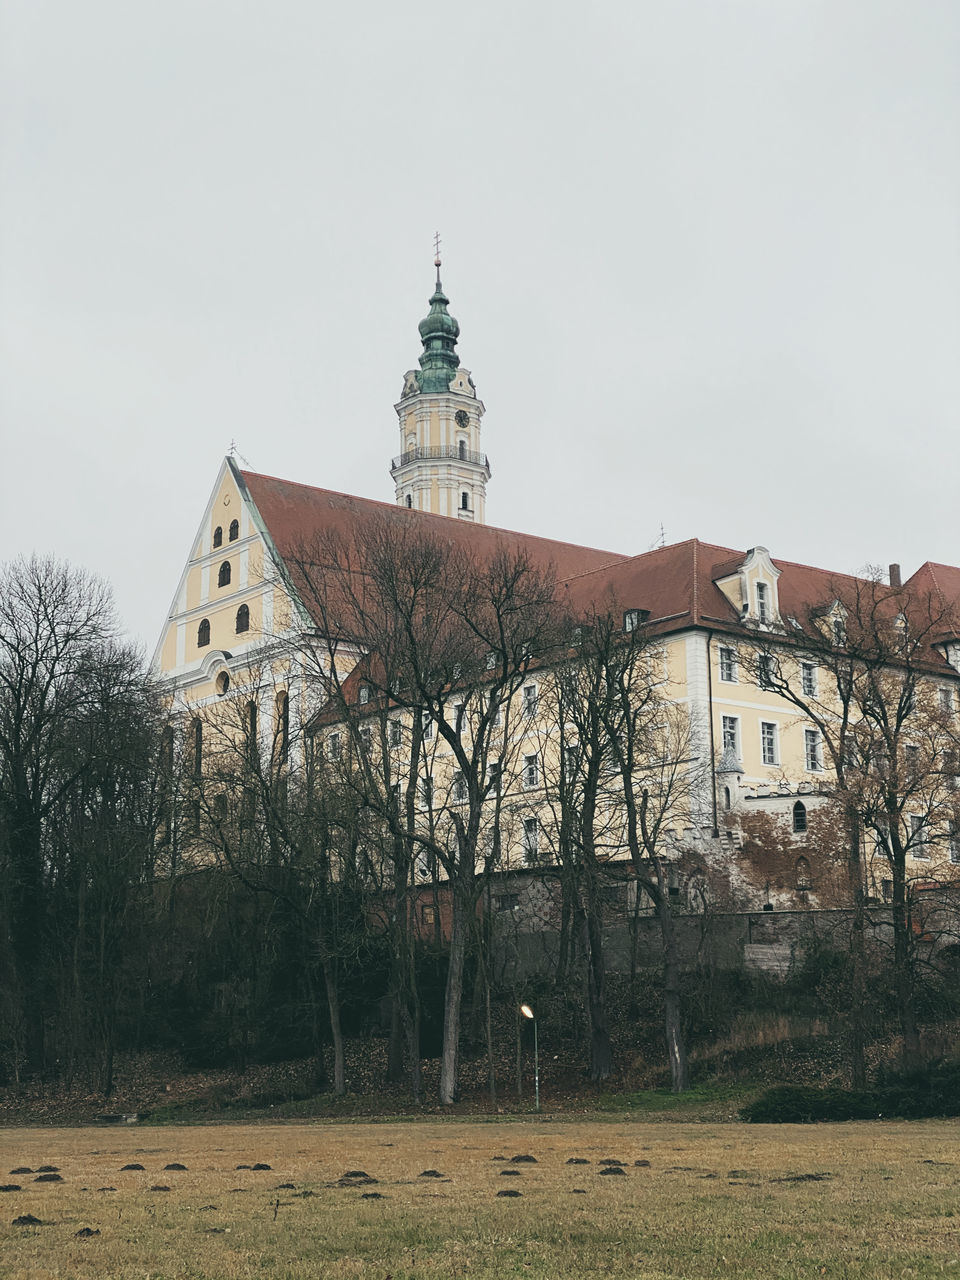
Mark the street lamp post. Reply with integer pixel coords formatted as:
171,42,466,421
520,1003,539,1113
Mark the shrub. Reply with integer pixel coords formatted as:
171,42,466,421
742,1060,960,1122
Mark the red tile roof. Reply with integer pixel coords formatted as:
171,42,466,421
237,466,960,666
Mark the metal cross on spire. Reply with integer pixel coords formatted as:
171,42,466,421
433,230,442,284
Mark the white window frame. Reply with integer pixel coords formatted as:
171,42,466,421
389,718,402,748
801,662,817,697
910,813,928,859
358,684,370,705
719,646,738,683
564,745,579,782
756,581,769,623
758,654,775,690
487,760,502,792
721,715,740,756
940,686,955,715
419,776,433,810
760,720,779,767
326,732,340,760
804,728,822,772
452,771,467,803
421,709,433,741
522,683,538,717
523,816,539,863
523,753,539,790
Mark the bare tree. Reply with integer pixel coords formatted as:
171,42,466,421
741,571,960,1075
289,518,561,1105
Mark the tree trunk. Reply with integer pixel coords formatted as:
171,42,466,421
321,962,346,1096
386,994,405,1083
845,805,867,1089
439,895,469,1105
654,891,689,1092
891,852,921,1070
579,906,613,1083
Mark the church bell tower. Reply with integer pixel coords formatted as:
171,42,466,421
390,250,490,522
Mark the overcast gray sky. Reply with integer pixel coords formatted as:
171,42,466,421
2,1,958,648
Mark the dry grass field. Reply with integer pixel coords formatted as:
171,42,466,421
1,1119,958,1279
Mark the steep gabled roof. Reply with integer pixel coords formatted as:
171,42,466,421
239,469,629,590
235,464,960,670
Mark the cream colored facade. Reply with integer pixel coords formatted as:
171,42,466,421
153,274,960,919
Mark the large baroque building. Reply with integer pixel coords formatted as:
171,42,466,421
154,262,960,915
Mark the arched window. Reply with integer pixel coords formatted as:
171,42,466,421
795,856,812,891
792,800,807,832
216,671,230,696
197,618,210,647
236,603,250,633
218,561,231,587
723,786,731,811
246,701,258,762
229,518,239,542
458,439,466,460
192,718,203,777
213,525,223,548
461,491,469,510
406,494,413,508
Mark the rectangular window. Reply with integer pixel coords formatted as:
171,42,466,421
564,745,579,782
951,824,960,865
523,817,539,863
756,582,769,623
452,771,467,802
389,719,402,748
719,647,737,682
941,686,955,715
801,662,817,696
359,725,372,752
421,904,437,926
722,715,739,755
623,608,648,633
358,684,370,705
421,709,433,741
910,813,927,858
326,732,340,760
452,701,465,734
522,683,538,717
487,760,501,792
419,776,433,810
804,728,822,772
761,721,778,766
496,893,520,912
833,618,845,646
485,651,497,670
489,693,501,728
523,753,539,789
758,655,775,689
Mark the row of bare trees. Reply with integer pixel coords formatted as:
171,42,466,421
4,544,959,1100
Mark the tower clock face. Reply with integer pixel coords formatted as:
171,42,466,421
455,409,469,429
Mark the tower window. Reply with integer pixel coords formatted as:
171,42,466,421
235,603,250,634
458,439,467,459
229,518,239,542
406,494,413,508
197,618,210,648
213,525,223,548
218,561,231,588
461,492,469,510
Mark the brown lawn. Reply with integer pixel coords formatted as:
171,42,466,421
1,1119,958,1278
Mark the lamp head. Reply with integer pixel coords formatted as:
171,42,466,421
520,1004,535,1020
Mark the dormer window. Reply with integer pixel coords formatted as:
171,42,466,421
213,525,223,548
756,582,769,623
624,608,649,633
218,561,231,588
229,518,239,542
358,684,370,705
197,618,210,648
